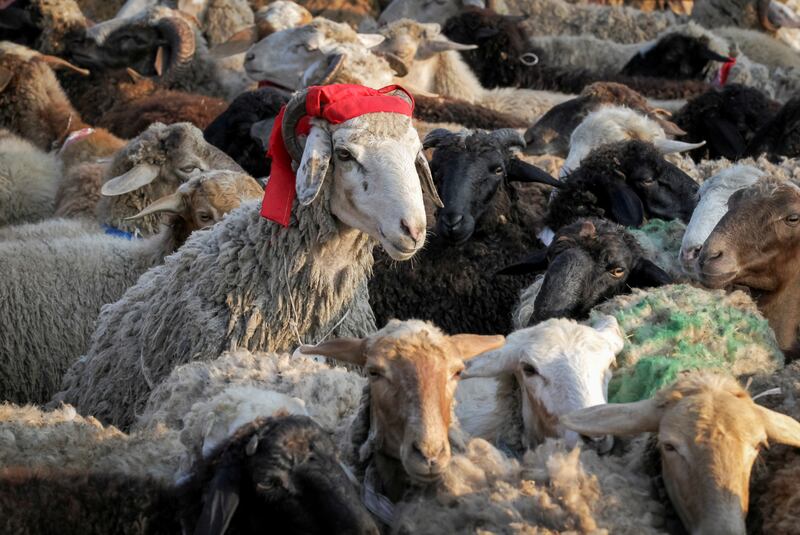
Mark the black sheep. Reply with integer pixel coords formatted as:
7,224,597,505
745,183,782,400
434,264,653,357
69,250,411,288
204,86,290,178
620,33,731,80
747,94,800,159
441,7,715,100
545,140,699,230
673,84,779,161
501,218,671,325
368,128,559,335
0,416,378,535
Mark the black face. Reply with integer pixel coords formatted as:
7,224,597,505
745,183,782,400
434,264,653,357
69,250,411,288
0,0,42,48
620,34,729,80
67,27,164,75
524,96,593,156
197,417,378,535
431,147,506,244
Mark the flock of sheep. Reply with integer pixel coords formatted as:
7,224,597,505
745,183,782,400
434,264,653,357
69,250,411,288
3,0,800,533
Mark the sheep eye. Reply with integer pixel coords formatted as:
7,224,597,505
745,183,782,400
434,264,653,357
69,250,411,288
491,165,503,175
521,363,537,376
367,368,382,379
662,443,677,453
609,267,626,279
786,214,800,226
452,369,463,380
198,213,213,223
335,148,353,162
180,165,198,174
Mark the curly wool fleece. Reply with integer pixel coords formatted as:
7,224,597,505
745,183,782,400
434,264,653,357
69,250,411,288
591,284,783,403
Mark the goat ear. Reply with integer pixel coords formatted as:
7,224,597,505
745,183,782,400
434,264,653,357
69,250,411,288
706,117,747,160
299,337,367,366
416,151,444,208
101,163,161,196
450,334,505,361
125,191,186,220
295,126,331,206
195,461,242,535
496,248,549,275
506,159,562,188
560,398,663,436
757,405,800,448
628,258,672,288
0,66,12,93
461,346,518,378
606,182,645,227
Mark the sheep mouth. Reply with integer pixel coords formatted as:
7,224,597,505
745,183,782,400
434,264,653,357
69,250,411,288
406,469,444,484
699,270,738,288
379,228,420,260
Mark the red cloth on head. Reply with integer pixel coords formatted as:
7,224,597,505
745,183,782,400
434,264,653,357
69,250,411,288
715,57,737,87
260,84,414,227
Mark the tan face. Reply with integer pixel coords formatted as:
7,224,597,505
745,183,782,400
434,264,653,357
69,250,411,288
186,174,263,231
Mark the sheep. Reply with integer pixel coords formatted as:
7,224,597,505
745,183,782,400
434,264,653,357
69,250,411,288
0,414,380,535
0,130,62,227
590,284,784,402
563,372,800,535
369,128,561,335
524,81,685,157
52,85,434,429
0,170,263,404
561,106,705,176
503,218,672,328
714,26,800,70
747,93,800,159
699,176,800,355
0,0,90,55
456,315,625,453
672,84,779,161
372,18,572,123
679,165,764,275
544,140,699,232
299,319,505,503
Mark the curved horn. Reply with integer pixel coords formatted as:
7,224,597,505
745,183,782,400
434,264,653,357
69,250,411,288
281,89,310,163
125,190,185,220
156,16,196,76
303,54,346,86
39,55,90,76
759,0,779,31
491,128,525,149
653,138,706,154
423,128,455,149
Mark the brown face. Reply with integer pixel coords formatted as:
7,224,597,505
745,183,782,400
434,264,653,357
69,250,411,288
365,334,462,483
699,183,800,290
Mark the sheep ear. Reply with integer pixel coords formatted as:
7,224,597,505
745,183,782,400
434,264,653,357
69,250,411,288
758,405,800,448
653,138,706,154
606,182,645,227
560,398,663,436
295,126,331,206
154,46,166,77
462,0,487,7
706,118,747,160
39,55,90,76
506,159,562,188
101,164,161,196
195,462,242,535
590,315,624,354
416,151,444,208
356,33,385,49
628,258,672,288
422,128,454,149
299,338,367,366
0,66,12,93
423,36,478,53
209,26,258,58
496,249,549,275
461,346,517,378
250,118,275,152
700,47,731,63
450,334,506,361
125,191,186,220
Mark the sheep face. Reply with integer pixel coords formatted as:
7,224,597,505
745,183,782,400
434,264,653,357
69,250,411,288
524,96,592,157
501,219,671,322
194,415,378,535
310,114,429,260
300,320,504,486
562,373,800,535
621,34,730,81
680,166,763,277
463,316,623,450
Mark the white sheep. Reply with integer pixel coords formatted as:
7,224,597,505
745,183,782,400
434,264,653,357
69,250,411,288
53,86,435,429
455,316,625,453
1,170,262,404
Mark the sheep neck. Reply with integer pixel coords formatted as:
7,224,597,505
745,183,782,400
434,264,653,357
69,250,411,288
756,272,800,357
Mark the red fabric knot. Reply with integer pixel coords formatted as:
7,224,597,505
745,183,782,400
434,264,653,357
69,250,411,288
714,57,737,87
260,84,415,227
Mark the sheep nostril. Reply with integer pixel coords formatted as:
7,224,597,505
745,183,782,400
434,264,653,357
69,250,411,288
400,218,423,244
442,213,463,230
682,245,702,262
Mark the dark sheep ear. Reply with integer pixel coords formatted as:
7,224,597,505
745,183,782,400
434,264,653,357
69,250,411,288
705,117,746,160
627,258,672,288
474,27,501,40
195,462,242,535
497,248,549,275
607,182,645,227
699,47,730,63
506,159,562,188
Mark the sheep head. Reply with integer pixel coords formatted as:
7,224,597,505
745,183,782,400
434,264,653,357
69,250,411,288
0,0,89,54
422,128,559,244
279,89,434,260
621,33,731,81
562,372,800,535
500,219,672,323
244,18,391,90
374,19,476,75
300,320,504,489
66,7,197,80
463,316,623,450
680,165,763,277
379,0,486,25
191,415,379,535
